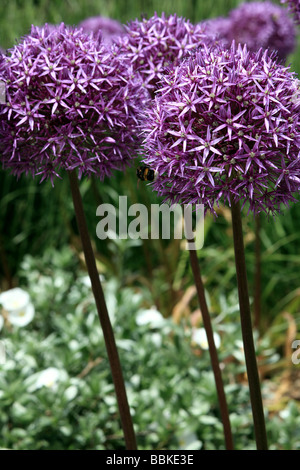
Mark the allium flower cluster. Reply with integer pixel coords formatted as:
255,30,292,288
200,17,231,44
0,23,147,182
116,12,214,93
202,1,296,62
78,16,125,43
140,43,300,215
281,0,300,24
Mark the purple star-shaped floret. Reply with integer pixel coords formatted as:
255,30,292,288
0,23,148,183
140,43,300,216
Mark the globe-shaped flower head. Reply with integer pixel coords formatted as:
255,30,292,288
78,16,125,44
116,12,214,93
281,0,300,24
201,2,296,63
140,43,300,215
0,23,147,183
200,16,232,44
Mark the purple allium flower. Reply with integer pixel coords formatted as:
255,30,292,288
0,23,147,183
140,43,300,216
281,0,300,24
78,16,125,44
199,16,231,44
201,2,296,63
116,12,214,93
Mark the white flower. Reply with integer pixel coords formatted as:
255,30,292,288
79,275,92,288
0,287,35,327
35,368,63,389
8,303,35,327
0,288,30,311
192,327,221,350
178,430,202,450
136,307,165,328
151,333,162,347
64,385,78,401
26,367,67,392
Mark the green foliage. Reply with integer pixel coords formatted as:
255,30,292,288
1,0,300,324
0,0,299,75
0,247,299,450
0,248,224,450
0,0,241,49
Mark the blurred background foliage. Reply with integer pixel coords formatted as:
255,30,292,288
1,0,300,450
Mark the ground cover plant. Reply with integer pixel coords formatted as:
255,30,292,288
1,0,300,451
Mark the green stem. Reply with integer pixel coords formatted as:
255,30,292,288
188,243,234,450
68,170,137,450
254,214,261,330
230,197,268,450
0,233,13,288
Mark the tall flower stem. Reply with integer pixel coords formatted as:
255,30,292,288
188,241,234,450
68,170,137,450
230,197,268,450
254,214,261,330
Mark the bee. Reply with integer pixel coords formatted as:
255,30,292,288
136,165,158,182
